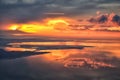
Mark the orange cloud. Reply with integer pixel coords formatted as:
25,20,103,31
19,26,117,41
5,15,120,39
7,18,73,37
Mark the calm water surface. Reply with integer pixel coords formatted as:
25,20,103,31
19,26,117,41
0,40,120,80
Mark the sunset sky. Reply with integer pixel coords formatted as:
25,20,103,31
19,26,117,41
0,0,120,39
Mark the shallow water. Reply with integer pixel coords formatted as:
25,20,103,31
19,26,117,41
0,40,120,80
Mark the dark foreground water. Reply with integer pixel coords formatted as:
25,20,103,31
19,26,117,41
0,40,120,80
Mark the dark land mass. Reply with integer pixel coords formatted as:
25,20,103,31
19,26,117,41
0,49,49,59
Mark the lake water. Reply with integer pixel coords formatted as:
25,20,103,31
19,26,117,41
0,40,120,80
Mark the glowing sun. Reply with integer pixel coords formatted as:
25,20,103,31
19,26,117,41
8,19,69,34
9,25,19,31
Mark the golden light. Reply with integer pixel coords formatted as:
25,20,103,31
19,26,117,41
8,19,70,34
47,19,69,26
108,27,120,31
9,25,19,31
18,24,51,33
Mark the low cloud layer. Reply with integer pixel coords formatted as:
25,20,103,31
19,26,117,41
68,13,120,32
0,0,120,32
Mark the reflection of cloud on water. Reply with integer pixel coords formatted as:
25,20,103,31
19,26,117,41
0,41,120,80
43,49,120,69
1,41,91,59
1,41,120,70
64,58,115,69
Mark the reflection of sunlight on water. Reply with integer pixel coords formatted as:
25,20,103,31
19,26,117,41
42,49,117,69
4,47,37,52
8,42,81,46
42,49,81,60
4,40,120,69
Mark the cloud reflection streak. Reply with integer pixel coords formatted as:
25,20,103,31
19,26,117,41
1,41,120,70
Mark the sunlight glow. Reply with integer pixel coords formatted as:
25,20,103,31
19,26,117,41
47,19,69,26
9,25,19,31
8,19,70,34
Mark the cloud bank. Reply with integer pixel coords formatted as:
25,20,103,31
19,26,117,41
0,0,120,32
68,13,120,32
0,0,120,23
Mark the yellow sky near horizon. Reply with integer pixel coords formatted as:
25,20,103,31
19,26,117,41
1,18,120,39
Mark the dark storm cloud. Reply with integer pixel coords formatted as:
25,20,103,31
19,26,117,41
0,0,49,23
89,13,120,25
0,0,96,22
0,0,120,23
